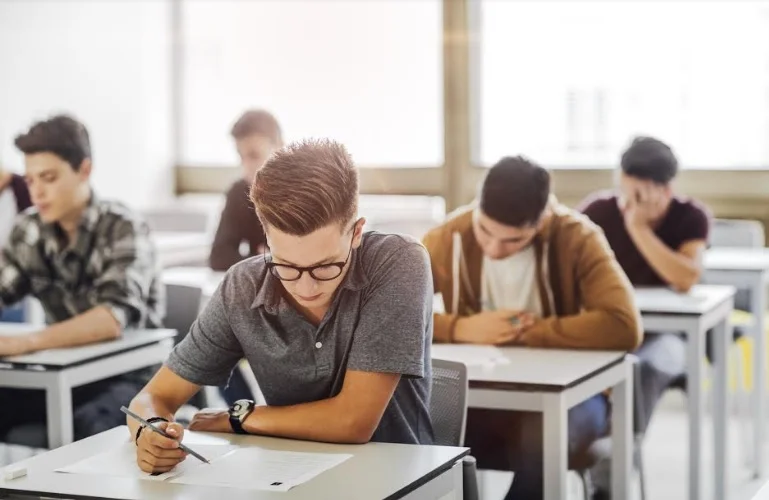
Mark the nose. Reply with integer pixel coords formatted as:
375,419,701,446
295,272,319,295
486,241,504,260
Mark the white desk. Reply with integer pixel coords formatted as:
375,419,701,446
154,232,212,268
162,266,224,303
705,247,769,478
0,328,176,449
635,285,736,500
0,426,469,500
432,345,631,500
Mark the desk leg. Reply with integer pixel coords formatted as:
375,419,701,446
45,375,73,448
752,271,767,478
611,358,632,500
542,393,567,500
688,320,705,500
713,316,731,500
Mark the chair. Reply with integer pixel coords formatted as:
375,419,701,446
431,358,479,500
164,283,208,411
573,354,646,500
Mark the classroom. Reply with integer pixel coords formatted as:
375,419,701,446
1,1,768,499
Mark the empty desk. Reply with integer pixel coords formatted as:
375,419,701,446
0,326,176,449
432,345,631,500
154,232,213,268
0,426,469,500
634,285,736,500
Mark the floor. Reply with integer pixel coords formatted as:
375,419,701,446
478,391,768,499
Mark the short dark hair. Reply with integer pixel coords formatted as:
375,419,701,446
230,109,282,144
620,136,678,184
14,115,91,171
250,138,358,236
480,155,551,227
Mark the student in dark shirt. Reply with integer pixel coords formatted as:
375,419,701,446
580,136,710,499
209,110,283,271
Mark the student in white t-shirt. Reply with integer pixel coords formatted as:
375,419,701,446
423,155,641,500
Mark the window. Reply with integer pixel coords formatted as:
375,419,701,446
181,0,443,167
478,1,769,168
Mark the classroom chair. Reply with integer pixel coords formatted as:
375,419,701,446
164,283,208,412
572,355,646,500
431,358,479,500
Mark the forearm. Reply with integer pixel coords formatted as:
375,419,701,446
525,310,642,351
243,397,371,444
627,224,700,291
28,306,121,351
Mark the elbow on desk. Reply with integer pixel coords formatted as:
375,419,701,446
607,311,643,352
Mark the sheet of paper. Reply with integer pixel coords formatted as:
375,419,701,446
170,448,352,492
432,344,510,367
55,442,237,481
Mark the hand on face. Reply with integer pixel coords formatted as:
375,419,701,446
622,182,666,228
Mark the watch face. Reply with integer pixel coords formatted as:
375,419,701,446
231,399,253,418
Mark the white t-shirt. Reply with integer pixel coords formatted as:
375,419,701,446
480,245,543,315
0,188,17,248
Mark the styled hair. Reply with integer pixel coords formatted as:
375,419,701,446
479,155,551,227
14,115,91,171
620,136,678,184
250,138,358,236
230,109,283,145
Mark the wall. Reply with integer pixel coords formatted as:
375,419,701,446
0,0,173,210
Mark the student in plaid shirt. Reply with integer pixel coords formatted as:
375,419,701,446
0,115,164,446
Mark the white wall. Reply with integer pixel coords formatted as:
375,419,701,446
0,0,173,209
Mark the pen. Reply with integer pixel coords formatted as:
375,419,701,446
120,406,210,464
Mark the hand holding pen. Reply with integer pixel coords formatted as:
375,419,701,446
121,406,209,474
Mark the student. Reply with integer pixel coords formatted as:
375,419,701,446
0,115,163,445
0,166,32,322
422,156,641,500
209,109,283,272
580,136,710,499
129,139,434,474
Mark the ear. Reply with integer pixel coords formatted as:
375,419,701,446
78,159,93,181
351,217,366,248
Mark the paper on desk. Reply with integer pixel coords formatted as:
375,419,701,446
431,344,510,367
169,448,352,492
55,442,237,481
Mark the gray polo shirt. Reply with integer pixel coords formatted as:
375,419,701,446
166,232,434,445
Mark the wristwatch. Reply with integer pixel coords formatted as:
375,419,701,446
228,399,256,434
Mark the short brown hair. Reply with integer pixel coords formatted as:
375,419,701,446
230,109,282,145
250,139,359,236
480,155,551,227
15,114,91,171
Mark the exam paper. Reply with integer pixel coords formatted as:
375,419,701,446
169,448,352,492
56,442,237,481
432,344,510,367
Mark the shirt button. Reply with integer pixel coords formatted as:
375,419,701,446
315,342,322,349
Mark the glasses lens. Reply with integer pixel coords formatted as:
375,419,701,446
309,265,343,281
269,265,301,281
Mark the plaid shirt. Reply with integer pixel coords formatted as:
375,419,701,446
0,194,164,328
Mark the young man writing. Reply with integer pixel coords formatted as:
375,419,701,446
423,156,641,500
130,139,434,474
0,115,163,444
209,109,283,271
580,136,710,499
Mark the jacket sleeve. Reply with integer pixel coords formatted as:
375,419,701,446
421,228,460,343
209,184,247,271
524,229,643,351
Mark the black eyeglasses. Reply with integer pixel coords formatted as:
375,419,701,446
266,237,355,282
